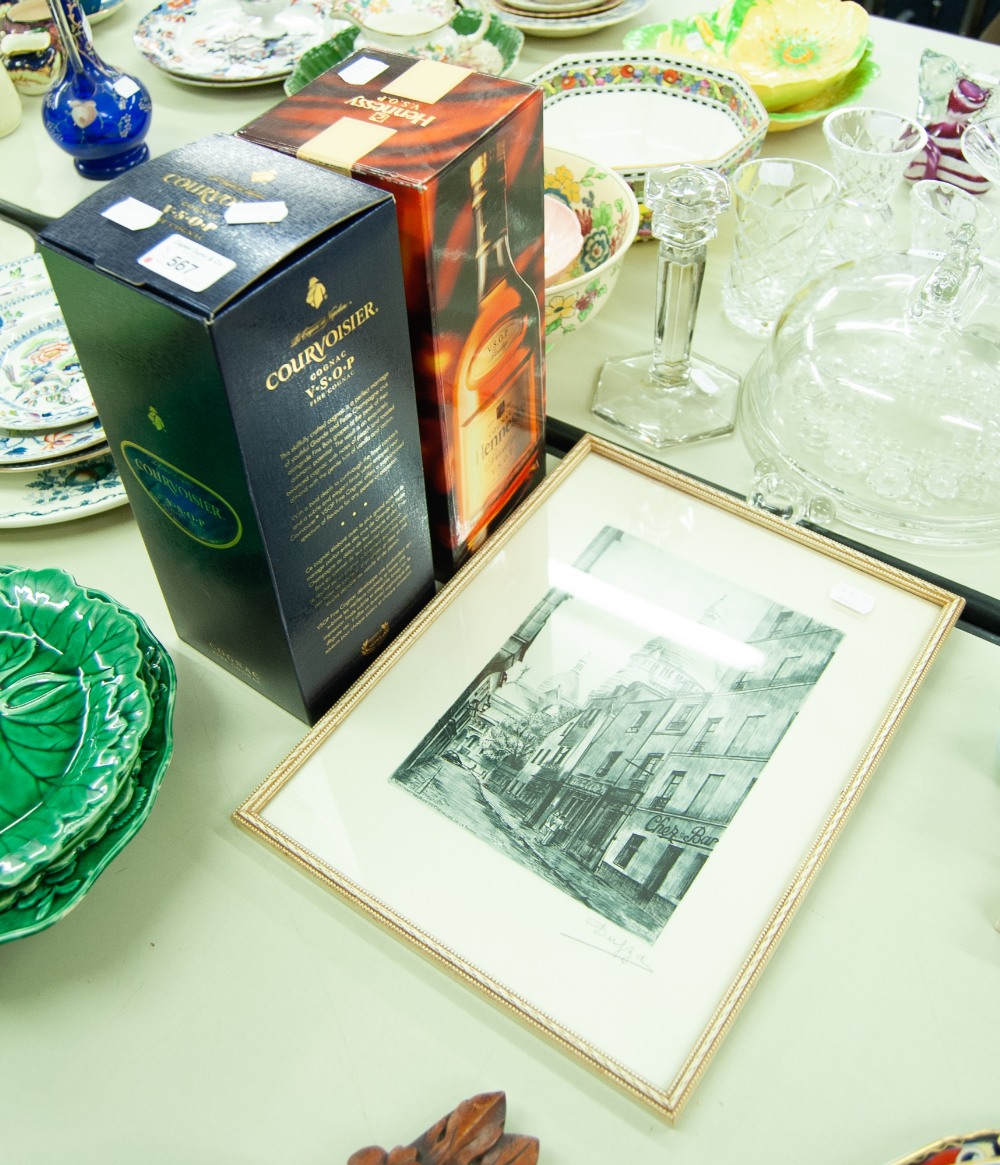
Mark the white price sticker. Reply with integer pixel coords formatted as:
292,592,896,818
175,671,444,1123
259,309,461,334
830,582,875,615
224,200,288,225
113,75,140,98
339,56,389,85
102,197,163,231
137,233,236,292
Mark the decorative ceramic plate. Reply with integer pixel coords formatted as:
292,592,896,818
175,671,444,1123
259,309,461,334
0,308,95,431
0,441,111,476
493,0,648,40
0,253,50,307
0,576,175,944
134,0,334,84
284,7,523,92
768,46,879,132
0,289,60,332
0,416,106,468
0,566,153,889
499,0,622,16
622,0,870,112
530,50,768,186
885,1129,1000,1165
0,453,128,528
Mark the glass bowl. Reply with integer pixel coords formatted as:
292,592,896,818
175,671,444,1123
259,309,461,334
738,243,1000,546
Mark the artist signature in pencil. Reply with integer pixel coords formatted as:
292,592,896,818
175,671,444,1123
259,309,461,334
562,920,653,972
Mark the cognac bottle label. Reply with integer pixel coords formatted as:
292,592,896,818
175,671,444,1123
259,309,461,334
454,144,542,542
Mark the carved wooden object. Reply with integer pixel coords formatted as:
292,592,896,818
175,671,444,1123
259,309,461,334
348,1091,539,1165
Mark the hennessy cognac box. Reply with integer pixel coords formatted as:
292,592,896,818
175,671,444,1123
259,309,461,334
237,51,546,579
39,133,435,724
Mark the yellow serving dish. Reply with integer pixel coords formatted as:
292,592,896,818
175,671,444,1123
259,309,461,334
624,0,870,113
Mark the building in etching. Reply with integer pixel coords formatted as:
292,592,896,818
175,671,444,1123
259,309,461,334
509,603,842,930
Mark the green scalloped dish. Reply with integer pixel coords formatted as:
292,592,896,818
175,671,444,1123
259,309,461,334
623,0,870,111
284,7,523,95
0,573,175,944
0,568,153,889
767,47,879,132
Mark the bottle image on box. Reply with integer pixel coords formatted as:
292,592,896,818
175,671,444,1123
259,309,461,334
454,141,543,547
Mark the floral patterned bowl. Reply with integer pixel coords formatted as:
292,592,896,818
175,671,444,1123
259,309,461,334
624,0,870,113
543,146,640,346
529,51,767,236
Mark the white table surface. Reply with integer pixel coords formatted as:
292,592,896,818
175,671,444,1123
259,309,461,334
2,6,1000,1163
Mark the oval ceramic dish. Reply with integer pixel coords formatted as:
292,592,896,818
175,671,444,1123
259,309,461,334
0,566,153,889
528,51,767,236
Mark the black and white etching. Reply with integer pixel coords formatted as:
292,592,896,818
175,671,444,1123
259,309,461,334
391,526,844,942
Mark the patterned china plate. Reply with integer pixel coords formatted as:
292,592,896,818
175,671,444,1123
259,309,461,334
0,253,51,307
134,0,334,84
0,416,106,468
0,289,60,331
0,308,96,431
497,0,623,17
0,453,128,527
495,0,648,39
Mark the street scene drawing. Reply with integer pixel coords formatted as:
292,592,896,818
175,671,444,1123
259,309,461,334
390,526,844,942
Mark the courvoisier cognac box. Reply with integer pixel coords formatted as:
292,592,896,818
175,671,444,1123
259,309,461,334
39,133,435,724
237,51,546,580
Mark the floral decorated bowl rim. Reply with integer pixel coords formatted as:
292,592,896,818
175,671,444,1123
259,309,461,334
528,50,769,186
543,145,641,294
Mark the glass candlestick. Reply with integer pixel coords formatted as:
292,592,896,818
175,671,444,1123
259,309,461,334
592,164,739,448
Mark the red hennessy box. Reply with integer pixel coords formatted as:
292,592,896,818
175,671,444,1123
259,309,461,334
237,52,546,579
39,134,435,724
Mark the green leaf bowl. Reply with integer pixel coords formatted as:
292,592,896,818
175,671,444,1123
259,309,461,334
0,572,175,943
0,567,152,889
283,7,524,96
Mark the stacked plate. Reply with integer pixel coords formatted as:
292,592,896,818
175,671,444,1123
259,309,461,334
0,565,176,944
0,253,127,528
133,0,340,87
488,0,648,40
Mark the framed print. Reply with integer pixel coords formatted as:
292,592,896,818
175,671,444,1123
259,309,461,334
235,436,963,1122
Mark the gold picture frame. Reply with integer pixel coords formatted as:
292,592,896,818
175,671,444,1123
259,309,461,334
235,436,963,1122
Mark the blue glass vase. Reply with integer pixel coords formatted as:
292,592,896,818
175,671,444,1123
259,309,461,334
42,0,152,179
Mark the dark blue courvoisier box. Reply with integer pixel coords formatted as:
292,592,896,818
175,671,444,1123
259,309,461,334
40,133,435,724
